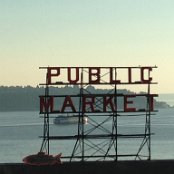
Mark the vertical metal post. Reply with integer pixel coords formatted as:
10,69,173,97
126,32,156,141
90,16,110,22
114,68,118,161
70,68,84,161
81,68,84,161
46,75,50,155
147,73,151,160
40,73,50,154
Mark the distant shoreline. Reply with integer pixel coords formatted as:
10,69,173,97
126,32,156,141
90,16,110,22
0,86,172,112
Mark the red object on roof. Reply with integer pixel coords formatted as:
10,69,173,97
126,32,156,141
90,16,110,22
23,152,62,166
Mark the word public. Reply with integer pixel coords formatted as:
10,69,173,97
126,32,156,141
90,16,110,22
40,66,156,85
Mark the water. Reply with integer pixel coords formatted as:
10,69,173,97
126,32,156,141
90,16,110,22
158,94,174,107
0,109,174,163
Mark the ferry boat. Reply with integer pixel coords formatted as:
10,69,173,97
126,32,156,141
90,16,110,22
53,115,88,125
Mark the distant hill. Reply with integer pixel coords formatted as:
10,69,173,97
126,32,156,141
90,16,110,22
157,93,174,107
0,86,171,112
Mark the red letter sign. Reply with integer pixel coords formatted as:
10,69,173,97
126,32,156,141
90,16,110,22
61,96,76,112
68,67,79,84
103,96,115,112
89,68,100,84
110,68,121,84
82,96,95,112
141,67,152,83
124,95,136,112
47,67,60,84
40,96,54,113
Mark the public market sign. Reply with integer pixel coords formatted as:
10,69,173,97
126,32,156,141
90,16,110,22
39,66,157,114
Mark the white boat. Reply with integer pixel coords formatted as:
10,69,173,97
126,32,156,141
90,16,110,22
53,115,88,125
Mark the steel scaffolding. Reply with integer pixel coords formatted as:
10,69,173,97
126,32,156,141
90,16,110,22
39,66,157,161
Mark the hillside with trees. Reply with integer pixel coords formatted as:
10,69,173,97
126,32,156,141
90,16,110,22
0,86,171,112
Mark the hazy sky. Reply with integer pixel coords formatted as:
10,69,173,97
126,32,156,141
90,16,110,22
0,0,174,93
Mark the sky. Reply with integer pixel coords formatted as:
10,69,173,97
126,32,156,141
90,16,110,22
0,0,174,93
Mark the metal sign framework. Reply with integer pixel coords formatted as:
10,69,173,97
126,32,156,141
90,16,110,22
39,66,158,161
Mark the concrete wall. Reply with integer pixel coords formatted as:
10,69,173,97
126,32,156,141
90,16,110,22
0,160,174,174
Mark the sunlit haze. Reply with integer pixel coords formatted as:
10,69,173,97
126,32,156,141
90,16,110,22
0,0,174,93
